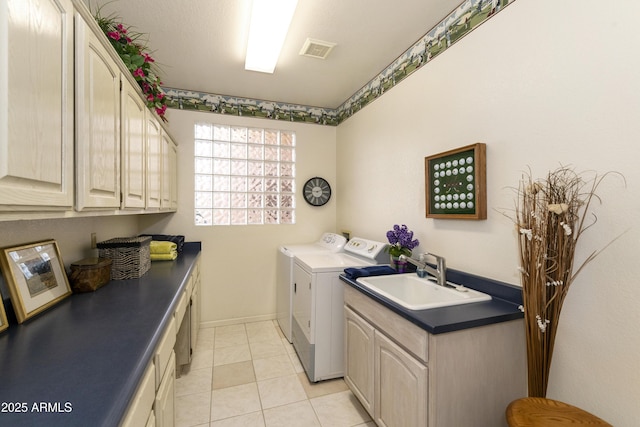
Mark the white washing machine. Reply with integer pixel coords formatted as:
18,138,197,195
292,237,387,382
276,233,347,343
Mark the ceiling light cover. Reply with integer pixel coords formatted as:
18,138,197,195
245,0,298,74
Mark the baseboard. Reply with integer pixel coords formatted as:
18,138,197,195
200,313,276,329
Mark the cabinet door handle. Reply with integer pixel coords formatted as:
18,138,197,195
294,282,296,293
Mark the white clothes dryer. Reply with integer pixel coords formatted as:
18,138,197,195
276,233,346,343
292,237,387,382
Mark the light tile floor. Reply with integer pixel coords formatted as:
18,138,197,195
175,320,375,427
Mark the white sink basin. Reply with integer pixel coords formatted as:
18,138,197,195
356,274,491,310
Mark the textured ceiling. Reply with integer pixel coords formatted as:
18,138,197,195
86,0,459,108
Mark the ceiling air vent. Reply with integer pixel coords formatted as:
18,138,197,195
299,38,336,59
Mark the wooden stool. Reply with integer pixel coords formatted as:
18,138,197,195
506,397,612,426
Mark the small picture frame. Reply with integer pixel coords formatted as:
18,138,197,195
0,300,7,333
425,143,487,220
0,240,72,324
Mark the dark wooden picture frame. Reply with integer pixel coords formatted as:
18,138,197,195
425,143,486,220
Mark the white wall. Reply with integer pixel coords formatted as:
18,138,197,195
0,215,140,267
336,0,639,424
139,109,338,326
12,0,630,421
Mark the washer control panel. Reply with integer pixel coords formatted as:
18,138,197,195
344,237,387,261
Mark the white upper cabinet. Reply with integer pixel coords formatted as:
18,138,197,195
121,77,147,209
0,0,75,210
74,11,121,211
169,136,178,210
1,0,178,218
161,131,177,211
146,113,163,210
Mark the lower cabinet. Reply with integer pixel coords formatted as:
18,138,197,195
175,278,191,371
175,260,201,376
145,410,156,427
344,307,375,416
120,361,156,427
155,352,176,427
190,261,201,354
375,332,427,427
345,306,427,427
120,259,200,426
120,311,177,427
344,285,526,427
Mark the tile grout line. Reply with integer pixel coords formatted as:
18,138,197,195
175,321,370,427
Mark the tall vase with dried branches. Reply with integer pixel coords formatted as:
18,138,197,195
513,166,622,397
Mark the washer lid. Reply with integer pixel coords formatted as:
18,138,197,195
295,252,375,272
280,232,346,255
317,232,347,251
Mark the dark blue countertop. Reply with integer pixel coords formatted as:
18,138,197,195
340,266,523,334
0,243,201,427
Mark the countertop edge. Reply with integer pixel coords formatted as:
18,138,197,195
340,270,523,335
109,245,202,425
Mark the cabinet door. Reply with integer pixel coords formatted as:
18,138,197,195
155,351,176,427
344,307,375,417
160,132,171,210
169,140,178,210
1,0,74,210
146,113,162,209
190,263,201,352
154,317,176,389
160,132,177,211
121,77,146,209
120,361,155,427
145,410,155,427
174,287,190,368
375,332,428,427
75,13,121,210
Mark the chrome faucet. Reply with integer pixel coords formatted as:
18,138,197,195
399,253,447,287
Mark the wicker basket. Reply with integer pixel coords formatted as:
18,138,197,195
97,236,152,280
69,258,112,292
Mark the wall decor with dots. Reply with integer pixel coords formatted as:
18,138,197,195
425,143,486,220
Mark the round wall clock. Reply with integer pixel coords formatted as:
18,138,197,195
303,177,331,206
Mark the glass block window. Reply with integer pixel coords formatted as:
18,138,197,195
194,123,296,225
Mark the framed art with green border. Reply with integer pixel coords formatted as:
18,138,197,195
0,239,72,324
425,143,486,220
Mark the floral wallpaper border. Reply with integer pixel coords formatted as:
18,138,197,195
164,0,516,126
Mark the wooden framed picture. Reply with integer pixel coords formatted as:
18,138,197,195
0,240,72,323
425,143,487,220
0,299,7,333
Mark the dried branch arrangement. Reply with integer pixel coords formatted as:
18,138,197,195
514,166,622,397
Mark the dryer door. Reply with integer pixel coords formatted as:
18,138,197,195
276,247,294,342
292,262,313,343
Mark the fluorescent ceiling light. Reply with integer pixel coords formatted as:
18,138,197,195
245,0,298,74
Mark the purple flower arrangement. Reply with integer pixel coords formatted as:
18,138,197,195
385,224,420,257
